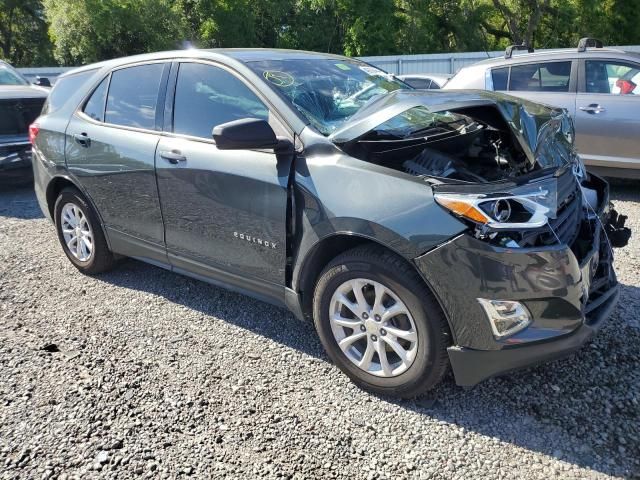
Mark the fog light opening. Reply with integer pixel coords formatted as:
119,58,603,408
477,299,532,339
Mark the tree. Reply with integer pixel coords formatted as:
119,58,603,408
0,0,53,66
43,0,184,65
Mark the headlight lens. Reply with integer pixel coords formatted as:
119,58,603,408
434,176,558,229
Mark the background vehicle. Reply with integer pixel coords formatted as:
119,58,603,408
398,74,450,89
31,49,627,398
0,61,48,185
444,39,640,178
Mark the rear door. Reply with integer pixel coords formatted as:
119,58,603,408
65,61,169,264
574,58,640,170
155,61,294,299
490,60,577,116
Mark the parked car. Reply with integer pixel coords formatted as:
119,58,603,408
0,61,49,185
399,74,450,89
444,38,640,178
31,49,629,397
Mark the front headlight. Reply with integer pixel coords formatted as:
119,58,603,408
434,176,558,229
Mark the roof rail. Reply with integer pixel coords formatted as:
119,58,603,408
505,44,534,59
577,37,604,52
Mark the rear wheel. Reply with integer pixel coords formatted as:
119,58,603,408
313,245,450,398
54,187,115,274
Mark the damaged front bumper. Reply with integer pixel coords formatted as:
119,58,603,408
415,173,629,387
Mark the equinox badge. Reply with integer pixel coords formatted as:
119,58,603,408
233,232,277,249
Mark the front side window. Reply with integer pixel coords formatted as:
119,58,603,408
173,63,268,139
105,63,164,129
508,61,571,92
83,77,109,122
248,59,408,135
585,60,640,95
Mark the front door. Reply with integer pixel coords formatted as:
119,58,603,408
574,59,640,170
155,61,293,298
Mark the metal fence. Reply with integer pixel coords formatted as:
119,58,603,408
18,45,640,82
360,45,640,75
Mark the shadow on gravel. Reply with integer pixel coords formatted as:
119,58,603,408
399,282,640,478
0,183,44,220
100,254,640,478
4,183,638,477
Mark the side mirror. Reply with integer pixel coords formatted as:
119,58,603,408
212,118,278,150
34,76,51,87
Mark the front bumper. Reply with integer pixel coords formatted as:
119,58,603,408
415,174,624,386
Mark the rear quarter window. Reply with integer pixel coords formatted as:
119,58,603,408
41,69,97,115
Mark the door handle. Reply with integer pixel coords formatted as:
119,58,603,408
74,133,91,147
160,150,187,164
579,104,606,114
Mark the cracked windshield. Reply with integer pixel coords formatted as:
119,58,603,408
248,59,408,135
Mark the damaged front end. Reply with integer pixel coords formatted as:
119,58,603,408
332,90,631,385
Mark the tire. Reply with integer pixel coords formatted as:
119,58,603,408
313,245,450,398
54,187,115,274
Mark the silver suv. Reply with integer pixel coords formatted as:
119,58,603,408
445,38,640,178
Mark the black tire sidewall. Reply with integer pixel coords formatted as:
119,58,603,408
314,258,446,395
54,188,108,273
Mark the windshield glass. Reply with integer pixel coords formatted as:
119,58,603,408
0,64,28,86
248,59,408,135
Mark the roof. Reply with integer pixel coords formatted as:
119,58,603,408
470,47,638,69
58,48,357,79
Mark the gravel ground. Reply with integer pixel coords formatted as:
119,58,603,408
0,183,638,480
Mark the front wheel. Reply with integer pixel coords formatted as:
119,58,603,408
54,187,115,274
313,245,450,398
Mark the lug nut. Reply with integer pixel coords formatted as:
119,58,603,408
360,325,366,332
371,335,377,342
374,314,381,321
380,329,386,336
362,313,369,319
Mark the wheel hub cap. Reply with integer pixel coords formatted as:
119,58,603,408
329,278,418,378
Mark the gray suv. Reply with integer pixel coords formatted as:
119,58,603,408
31,49,629,397
445,39,640,178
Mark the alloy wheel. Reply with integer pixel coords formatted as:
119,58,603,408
329,278,418,377
60,203,94,262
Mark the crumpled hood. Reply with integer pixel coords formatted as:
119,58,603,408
329,90,577,170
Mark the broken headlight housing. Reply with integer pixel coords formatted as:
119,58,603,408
434,176,558,231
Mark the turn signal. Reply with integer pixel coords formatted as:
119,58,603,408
434,197,489,224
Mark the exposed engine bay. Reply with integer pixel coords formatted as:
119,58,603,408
344,105,562,184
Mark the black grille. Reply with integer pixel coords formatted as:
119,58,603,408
519,170,581,247
0,98,44,136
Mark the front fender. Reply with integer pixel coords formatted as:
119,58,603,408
291,149,467,290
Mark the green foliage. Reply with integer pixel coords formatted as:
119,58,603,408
0,0,54,66
2,0,640,67
43,0,183,65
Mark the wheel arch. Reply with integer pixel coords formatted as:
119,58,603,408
46,175,112,249
294,233,447,326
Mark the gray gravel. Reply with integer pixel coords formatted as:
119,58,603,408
0,183,639,480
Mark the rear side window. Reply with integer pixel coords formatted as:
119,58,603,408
585,60,640,95
105,64,164,129
173,62,268,139
41,69,96,115
491,67,509,90
83,77,109,122
508,62,571,92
